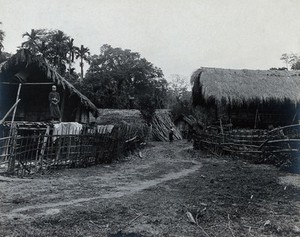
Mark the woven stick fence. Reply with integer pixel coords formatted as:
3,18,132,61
193,124,300,162
0,123,144,177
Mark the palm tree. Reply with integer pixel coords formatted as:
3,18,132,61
21,29,43,54
39,40,48,58
66,38,76,73
75,45,90,81
48,30,70,74
0,22,5,54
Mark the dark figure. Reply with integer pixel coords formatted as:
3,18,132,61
187,127,193,142
49,85,61,122
169,126,175,143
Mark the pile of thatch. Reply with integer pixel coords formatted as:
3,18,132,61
97,109,181,141
191,67,300,106
97,109,145,126
97,109,150,141
152,110,182,141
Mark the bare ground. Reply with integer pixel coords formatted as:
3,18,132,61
0,141,299,237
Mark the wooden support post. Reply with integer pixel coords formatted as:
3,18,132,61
10,83,22,129
6,84,22,173
55,138,62,164
219,119,224,143
254,107,259,129
0,99,21,125
219,119,224,135
7,125,17,174
38,126,50,170
66,126,71,162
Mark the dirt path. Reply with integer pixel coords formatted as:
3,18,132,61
0,141,299,237
8,162,201,215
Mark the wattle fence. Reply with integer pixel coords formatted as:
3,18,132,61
0,123,145,176
193,124,300,164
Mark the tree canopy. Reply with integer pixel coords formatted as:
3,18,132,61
280,53,300,70
0,22,5,54
81,44,168,109
20,29,90,78
75,44,90,80
17,29,192,113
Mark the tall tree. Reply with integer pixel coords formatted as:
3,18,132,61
291,60,300,70
47,30,70,75
280,53,298,70
168,74,190,101
167,74,193,119
0,22,11,63
21,29,72,75
75,45,90,81
21,29,44,54
0,22,5,54
82,44,167,109
66,38,76,73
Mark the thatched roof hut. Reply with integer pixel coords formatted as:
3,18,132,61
97,109,145,126
97,109,182,141
191,67,300,128
0,49,98,123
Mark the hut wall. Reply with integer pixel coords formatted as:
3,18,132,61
229,100,297,129
80,109,90,124
193,105,218,127
73,106,89,123
194,100,298,129
0,50,97,124
0,84,50,122
0,83,92,123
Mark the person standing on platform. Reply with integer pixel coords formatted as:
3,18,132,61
49,85,61,122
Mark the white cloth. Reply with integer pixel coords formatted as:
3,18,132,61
97,125,114,134
52,122,83,141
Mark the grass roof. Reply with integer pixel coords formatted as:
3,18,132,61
191,67,300,105
97,109,145,125
0,49,98,115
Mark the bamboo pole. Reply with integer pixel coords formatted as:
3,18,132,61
39,126,50,170
35,134,42,172
0,82,54,85
7,125,17,174
10,83,22,128
0,99,21,125
7,84,22,174
254,107,259,129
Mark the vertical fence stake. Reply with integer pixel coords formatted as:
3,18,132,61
7,125,17,175
39,126,50,171
6,84,22,175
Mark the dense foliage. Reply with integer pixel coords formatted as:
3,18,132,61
280,53,300,70
20,29,90,77
0,22,11,64
16,28,192,114
0,22,4,54
80,44,168,109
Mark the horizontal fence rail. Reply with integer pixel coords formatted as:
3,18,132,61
193,124,300,161
0,123,148,176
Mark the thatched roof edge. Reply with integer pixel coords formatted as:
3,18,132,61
1,49,98,116
191,67,300,106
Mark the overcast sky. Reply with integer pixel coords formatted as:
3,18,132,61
1,0,300,81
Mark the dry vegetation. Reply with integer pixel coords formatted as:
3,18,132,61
0,141,299,237
191,67,300,104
